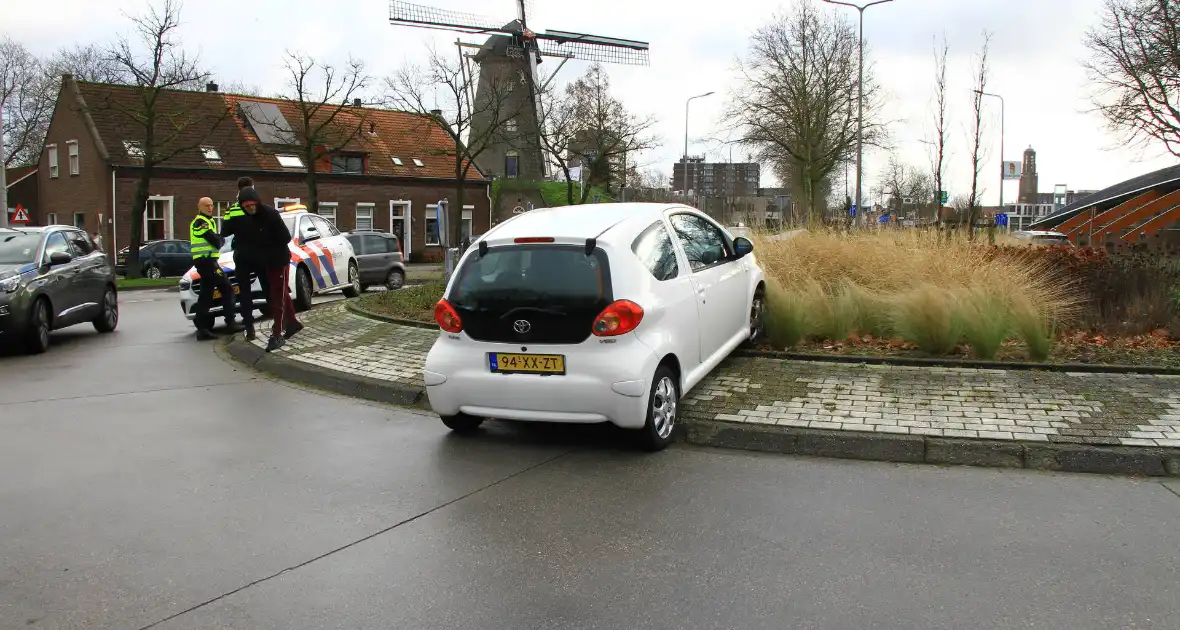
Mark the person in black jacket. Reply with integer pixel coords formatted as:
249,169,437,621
237,187,302,352
220,177,268,340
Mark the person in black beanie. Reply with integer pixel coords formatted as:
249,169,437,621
237,187,302,352
221,177,268,340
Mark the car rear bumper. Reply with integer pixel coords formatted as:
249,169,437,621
422,335,662,429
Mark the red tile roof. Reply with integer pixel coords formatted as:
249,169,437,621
73,81,486,181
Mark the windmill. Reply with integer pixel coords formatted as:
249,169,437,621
390,0,650,181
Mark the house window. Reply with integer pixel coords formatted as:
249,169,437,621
144,198,169,240
505,119,518,134
47,144,59,178
67,141,80,176
275,197,301,210
331,154,365,174
412,158,425,167
505,151,519,179
123,140,144,158
317,202,338,228
213,201,232,231
391,157,403,166
73,212,85,229
461,207,473,242
355,203,374,231
46,213,58,225
425,205,440,246
202,147,222,163
276,154,304,169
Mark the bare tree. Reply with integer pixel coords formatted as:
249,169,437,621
561,64,659,204
927,34,949,225
272,52,372,215
386,44,522,249
728,0,884,223
96,0,230,277
965,31,992,238
1084,0,1180,157
534,70,583,204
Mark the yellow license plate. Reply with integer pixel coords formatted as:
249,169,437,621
212,286,241,300
489,353,565,375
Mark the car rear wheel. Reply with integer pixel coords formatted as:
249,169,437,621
93,288,119,333
385,268,405,291
639,365,679,451
294,266,313,312
342,261,361,298
440,413,483,434
145,264,162,279
24,298,51,354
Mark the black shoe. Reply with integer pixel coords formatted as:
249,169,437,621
282,321,304,340
196,329,217,341
244,325,257,341
265,336,286,353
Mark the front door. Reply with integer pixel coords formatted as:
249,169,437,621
668,212,749,363
389,201,410,261
39,231,81,323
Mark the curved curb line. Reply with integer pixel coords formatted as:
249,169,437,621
226,338,427,408
733,348,1180,376
684,418,1180,477
345,301,438,330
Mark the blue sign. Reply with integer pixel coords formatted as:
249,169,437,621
995,213,1009,227
879,215,891,223
849,205,857,217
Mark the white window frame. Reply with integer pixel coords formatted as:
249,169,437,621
212,201,233,231
505,119,517,134
462,205,474,242
47,144,59,178
389,200,411,259
142,195,175,241
412,158,425,167
425,204,440,246
355,203,375,231
274,197,301,210
67,140,80,176
391,156,403,166
46,212,58,226
317,202,338,228
275,154,304,169
202,146,222,163
123,140,144,158
73,212,86,230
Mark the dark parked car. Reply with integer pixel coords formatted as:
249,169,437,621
344,231,406,291
0,226,118,353
115,239,193,278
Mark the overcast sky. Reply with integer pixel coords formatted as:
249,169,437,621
9,0,1179,205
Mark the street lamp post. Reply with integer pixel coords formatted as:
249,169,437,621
824,0,894,228
683,91,715,196
0,100,8,228
974,89,1005,224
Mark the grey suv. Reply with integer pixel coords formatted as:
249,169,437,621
0,226,118,354
344,231,406,291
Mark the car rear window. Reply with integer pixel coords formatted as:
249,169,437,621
448,244,612,344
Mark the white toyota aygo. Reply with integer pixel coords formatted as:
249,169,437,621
423,203,766,451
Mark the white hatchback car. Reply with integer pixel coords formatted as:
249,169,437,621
423,203,766,450
178,206,360,324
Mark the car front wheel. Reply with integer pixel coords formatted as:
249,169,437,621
342,261,361,298
24,298,51,354
744,289,765,346
639,365,679,451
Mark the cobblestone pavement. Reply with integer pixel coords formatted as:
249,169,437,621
262,304,1180,448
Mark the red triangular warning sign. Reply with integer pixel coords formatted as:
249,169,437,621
11,205,30,223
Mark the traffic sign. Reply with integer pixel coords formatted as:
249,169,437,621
849,205,857,217
10,205,30,223
938,191,949,204
995,213,1009,227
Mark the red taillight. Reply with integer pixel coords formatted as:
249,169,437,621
514,237,555,243
434,299,463,333
592,300,644,337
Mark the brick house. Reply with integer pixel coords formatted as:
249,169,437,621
37,75,491,262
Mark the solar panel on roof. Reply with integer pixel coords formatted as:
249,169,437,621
238,101,298,145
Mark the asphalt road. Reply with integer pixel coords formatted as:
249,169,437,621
2,291,1180,630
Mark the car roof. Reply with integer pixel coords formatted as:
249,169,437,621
0,226,48,234
483,203,694,244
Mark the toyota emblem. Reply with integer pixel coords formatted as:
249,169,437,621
513,319,532,334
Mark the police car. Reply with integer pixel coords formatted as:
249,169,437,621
178,205,360,325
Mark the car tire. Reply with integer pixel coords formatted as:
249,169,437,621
385,268,405,291
742,288,766,348
145,264,162,279
342,261,361,298
294,265,313,312
440,413,484,434
24,298,52,355
93,288,119,333
358,284,369,293
638,365,679,452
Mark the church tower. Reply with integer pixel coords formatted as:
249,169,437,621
1017,146,1039,204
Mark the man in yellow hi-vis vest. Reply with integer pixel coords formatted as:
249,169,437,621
190,197,238,340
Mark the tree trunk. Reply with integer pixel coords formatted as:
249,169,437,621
305,163,319,215
452,152,465,248
124,166,153,279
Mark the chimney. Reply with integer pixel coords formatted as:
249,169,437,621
353,98,362,107
430,109,443,118
206,82,218,92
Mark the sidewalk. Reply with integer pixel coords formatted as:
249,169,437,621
229,302,1180,475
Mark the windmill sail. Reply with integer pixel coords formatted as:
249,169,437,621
389,0,503,33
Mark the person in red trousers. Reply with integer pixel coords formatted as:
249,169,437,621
237,187,303,352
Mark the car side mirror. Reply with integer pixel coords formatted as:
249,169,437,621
303,230,320,242
48,251,72,266
733,237,754,258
